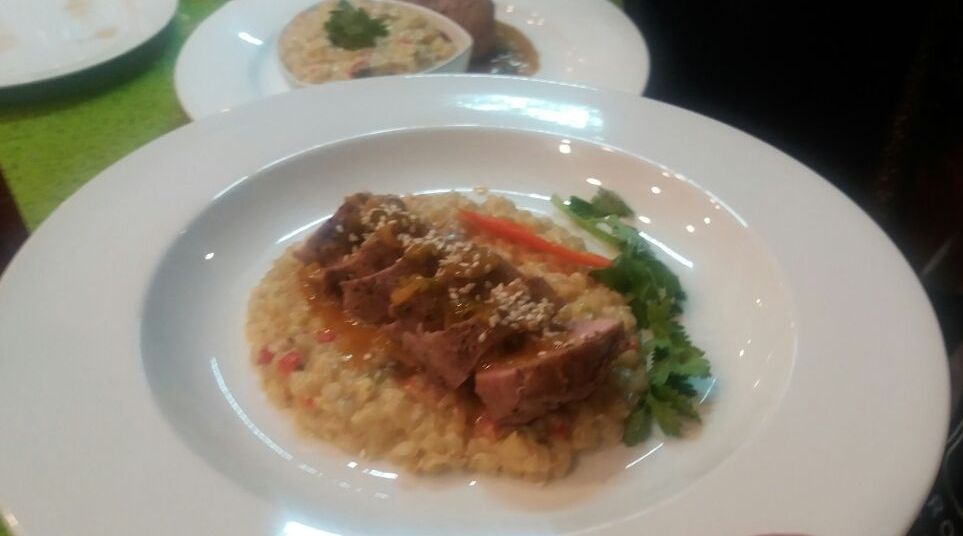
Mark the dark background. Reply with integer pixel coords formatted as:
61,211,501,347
624,0,962,342
623,0,962,533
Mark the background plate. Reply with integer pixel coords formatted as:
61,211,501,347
174,0,648,119
0,0,178,88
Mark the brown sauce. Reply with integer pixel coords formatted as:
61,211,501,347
300,277,398,367
314,299,396,358
468,22,539,76
300,270,500,428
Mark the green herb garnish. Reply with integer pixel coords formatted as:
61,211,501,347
564,187,634,219
590,187,634,217
324,0,388,50
552,189,712,446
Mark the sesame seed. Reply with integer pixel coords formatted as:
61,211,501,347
485,280,556,332
478,331,487,342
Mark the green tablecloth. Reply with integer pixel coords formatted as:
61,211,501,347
0,0,226,230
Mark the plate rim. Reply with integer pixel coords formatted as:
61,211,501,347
0,75,948,536
0,0,179,89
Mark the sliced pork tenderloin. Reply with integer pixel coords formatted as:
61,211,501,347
474,318,626,424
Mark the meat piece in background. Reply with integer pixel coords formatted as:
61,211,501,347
404,0,496,58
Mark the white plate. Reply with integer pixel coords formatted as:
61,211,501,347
174,0,648,119
0,0,178,88
0,76,947,536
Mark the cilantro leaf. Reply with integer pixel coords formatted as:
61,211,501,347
591,187,634,217
647,352,674,386
325,0,388,50
647,394,683,436
550,195,621,246
664,374,698,397
567,196,603,219
622,406,653,446
552,186,713,444
651,384,701,422
645,299,675,336
590,249,683,328
648,323,711,385
561,188,633,219
602,216,646,250
589,254,637,293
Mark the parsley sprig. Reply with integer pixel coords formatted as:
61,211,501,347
552,188,712,445
324,0,389,51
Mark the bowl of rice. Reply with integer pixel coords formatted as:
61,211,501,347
278,0,472,86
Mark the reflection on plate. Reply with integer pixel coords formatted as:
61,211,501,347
0,76,947,536
174,0,648,119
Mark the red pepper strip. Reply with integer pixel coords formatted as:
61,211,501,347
276,351,303,375
459,209,613,268
257,347,274,365
314,328,336,343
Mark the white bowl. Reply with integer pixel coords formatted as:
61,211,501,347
278,0,473,87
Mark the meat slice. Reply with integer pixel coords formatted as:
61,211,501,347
523,275,561,309
320,238,403,297
399,316,515,388
404,0,496,58
486,261,561,308
474,318,626,424
296,192,371,265
387,259,558,335
387,281,448,332
340,256,436,324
